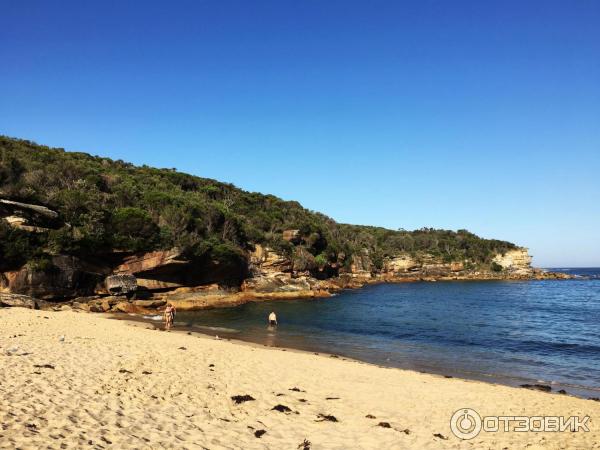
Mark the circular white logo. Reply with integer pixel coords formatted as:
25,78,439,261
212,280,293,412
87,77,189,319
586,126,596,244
450,408,482,440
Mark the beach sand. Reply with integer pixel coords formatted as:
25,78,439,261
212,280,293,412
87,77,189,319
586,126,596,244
1,308,599,449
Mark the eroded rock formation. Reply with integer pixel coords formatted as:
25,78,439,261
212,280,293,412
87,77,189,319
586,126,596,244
0,199,62,232
0,201,569,312
1,255,108,300
492,248,533,275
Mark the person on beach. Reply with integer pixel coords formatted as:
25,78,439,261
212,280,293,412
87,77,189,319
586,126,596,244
268,311,277,326
164,303,176,330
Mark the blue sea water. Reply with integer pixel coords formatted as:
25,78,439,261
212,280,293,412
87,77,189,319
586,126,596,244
174,268,600,397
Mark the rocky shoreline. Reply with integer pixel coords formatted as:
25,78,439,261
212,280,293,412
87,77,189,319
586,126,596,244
0,198,574,314
1,259,575,315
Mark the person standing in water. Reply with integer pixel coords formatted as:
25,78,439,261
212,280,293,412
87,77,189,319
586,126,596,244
268,311,278,326
164,303,176,330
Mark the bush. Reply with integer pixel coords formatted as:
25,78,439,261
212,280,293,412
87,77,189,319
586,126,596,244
314,253,328,267
0,221,42,271
110,207,160,252
27,255,58,273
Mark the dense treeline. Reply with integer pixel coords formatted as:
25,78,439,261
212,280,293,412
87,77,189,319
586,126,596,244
0,136,516,272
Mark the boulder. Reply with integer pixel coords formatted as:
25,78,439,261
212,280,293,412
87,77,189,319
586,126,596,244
133,299,166,308
0,293,37,308
72,301,91,312
105,274,137,295
112,301,137,313
249,245,292,275
2,255,109,299
89,303,108,313
167,293,246,310
243,274,313,293
71,295,124,312
292,247,317,273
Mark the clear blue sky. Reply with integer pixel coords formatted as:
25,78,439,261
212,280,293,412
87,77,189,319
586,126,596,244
1,1,599,267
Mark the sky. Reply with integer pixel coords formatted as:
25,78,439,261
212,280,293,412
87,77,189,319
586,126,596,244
1,1,599,267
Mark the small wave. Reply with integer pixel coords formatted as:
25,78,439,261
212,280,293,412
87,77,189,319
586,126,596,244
142,315,163,321
192,324,239,333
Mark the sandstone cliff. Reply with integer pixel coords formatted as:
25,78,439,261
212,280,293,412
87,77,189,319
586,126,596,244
0,201,569,312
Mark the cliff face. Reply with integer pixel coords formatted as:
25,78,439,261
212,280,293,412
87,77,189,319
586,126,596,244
0,255,108,300
492,248,533,274
0,237,569,313
0,208,547,308
0,198,565,311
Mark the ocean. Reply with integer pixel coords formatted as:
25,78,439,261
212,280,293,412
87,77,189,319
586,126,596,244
171,268,600,397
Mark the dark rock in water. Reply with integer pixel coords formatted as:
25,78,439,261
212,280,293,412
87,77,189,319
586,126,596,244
231,395,255,404
520,384,552,392
558,389,567,394
297,439,311,450
365,414,376,419
433,433,448,440
272,404,292,413
254,429,266,438
444,375,453,378
377,422,391,428
589,397,600,402
316,413,338,422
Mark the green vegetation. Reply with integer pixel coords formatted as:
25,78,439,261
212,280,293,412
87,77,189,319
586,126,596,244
0,136,517,272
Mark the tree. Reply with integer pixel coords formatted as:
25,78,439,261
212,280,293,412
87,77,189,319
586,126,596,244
110,207,160,252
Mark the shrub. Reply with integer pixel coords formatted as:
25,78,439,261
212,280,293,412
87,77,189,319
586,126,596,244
314,253,328,267
110,207,160,252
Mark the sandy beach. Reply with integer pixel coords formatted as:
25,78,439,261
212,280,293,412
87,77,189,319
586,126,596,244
1,308,599,449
